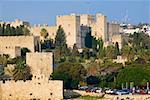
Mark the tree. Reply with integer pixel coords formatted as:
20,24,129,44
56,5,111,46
10,26,16,36
72,44,79,57
55,25,66,47
106,45,117,59
13,60,32,81
51,62,87,89
21,48,31,57
0,24,3,35
86,75,100,85
0,24,31,36
2,23,5,35
121,45,135,62
131,32,150,49
97,39,106,59
0,65,4,77
23,27,30,36
82,48,90,59
54,26,68,63
0,55,9,66
4,24,11,36
87,62,100,76
115,42,120,56
41,38,54,50
116,64,150,87
137,49,150,61
16,26,23,35
85,31,92,48
92,37,98,50
40,28,48,39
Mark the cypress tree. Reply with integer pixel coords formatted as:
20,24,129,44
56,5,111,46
55,25,66,47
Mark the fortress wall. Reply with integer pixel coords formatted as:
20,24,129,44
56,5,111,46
26,52,53,78
80,14,95,26
30,25,57,40
107,22,120,41
0,36,40,52
0,79,63,100
112,34,122,49
91,13,107,41
0,46,21,58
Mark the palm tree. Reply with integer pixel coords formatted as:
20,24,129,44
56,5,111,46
40,28,48,39
0,55,9,66
13,60,32,81
106,45,116,59
121,45,135,62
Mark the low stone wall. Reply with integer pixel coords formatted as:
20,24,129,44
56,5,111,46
73,90,104,97
104,94,150,100
0,77,63,100
64,90,104,99
65,90,150,100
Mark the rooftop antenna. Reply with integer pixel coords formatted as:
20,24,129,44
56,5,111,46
124,10,129,24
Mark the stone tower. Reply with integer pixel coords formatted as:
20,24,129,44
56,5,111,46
26,52,53,78
91,13,108,41
56,13,81,48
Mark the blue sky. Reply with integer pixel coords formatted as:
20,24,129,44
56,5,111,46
0,0,150,25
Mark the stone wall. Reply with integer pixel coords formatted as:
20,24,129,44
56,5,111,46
0,52,63,100
0,36,40,53
26,52,53,78
91,13,108,41
112,34,123,49
0,74,63,100
107,22,120,41
30,25,57,41
80,14,95,26
104,94,150,100
0,46,21,58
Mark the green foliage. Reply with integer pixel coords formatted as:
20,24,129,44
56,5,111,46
7,56,25,64
41,38,54,50
85,30,92,48
131,32,150,49
0,24,30,36
97,39,106,59
53,25,69,63
55,25,66,47
0,55,9,66
115,42,120,55
86,75,100,85
23,27,30,36
82,48,90,59
121,45,135,61
13,60,32,81
72,44,79,57
0,65,4,76
40,28,48,38
106,45,117,59
21,48,31,58
77,95,103,100
51,62,87,89
86,62,100,76
116,64,150,87
4,24,11,35
54,44,71,63
16,26,24,35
